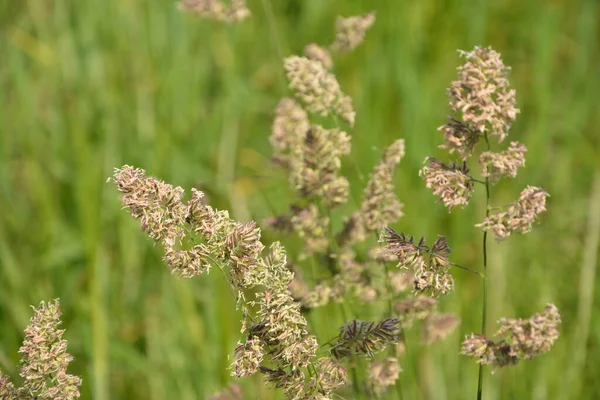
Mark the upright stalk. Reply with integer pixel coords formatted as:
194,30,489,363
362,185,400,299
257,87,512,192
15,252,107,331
477,134,491,400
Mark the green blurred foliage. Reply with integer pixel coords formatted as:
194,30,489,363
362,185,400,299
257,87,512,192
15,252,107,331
0,0,599,399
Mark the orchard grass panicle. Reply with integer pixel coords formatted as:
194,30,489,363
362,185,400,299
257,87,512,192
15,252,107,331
461,304,561,372
0,300,82,400
107,8,560,399
177,0,250,23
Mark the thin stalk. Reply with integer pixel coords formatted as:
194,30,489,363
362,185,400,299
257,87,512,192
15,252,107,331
477,134,492,400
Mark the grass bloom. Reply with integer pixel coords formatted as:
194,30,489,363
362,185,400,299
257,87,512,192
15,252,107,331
420,157,474,210
479,141,527,183
0,300,82,400
331,318,400,359
270,98,310,168
476,186,549,239
394,295,437,327
378,228,454,296
340,139,405,245
304,43,333,69
448,46,519,143
421,312,460,344
178,0,250,23
331,13,376,54
367,357,402,393
290,125,351,207
462,304,561,372
284,56,355,126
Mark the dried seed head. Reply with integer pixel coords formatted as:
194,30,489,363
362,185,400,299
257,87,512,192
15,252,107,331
388,271,414,294
290,125,351,207
331,12,376,54
448,46,519,142
304,43,333,69
284,56,355,125
302,283,333,308
340,140,405,245
439,116,480,160
394,295,437,327
332,318,400,359
461,333,496,365
476,186,549,240
178,0,250,23
378,228,454,296
16,300,82,399
368,357,402,392
260,367,306,397
461,304,561,372
479,141,527,183
270,98,310,166
495,303,561,360
422,312,461,344
274,336,319,369
232,337,264,378
420,157,474,211
315,357,349,391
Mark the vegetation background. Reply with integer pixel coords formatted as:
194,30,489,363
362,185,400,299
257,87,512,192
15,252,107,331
0,0,598,398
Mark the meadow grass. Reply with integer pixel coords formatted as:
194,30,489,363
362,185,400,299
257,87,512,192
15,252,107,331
0,0,599,398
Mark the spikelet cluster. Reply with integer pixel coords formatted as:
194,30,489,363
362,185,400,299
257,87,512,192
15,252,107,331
420,157,474,211
476,186,549,240
0,300,82,400
461,304,561,371
178,0,250,23
340,139,405,245
367,357,402,393
448,46,519,143
290,125,351,208
376,228,454,297
113,167,324,397
331,318,401,359
479,141,527,183
331,13,376,54
284,56,355,126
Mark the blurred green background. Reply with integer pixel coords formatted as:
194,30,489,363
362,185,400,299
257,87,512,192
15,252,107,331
1,0,599,399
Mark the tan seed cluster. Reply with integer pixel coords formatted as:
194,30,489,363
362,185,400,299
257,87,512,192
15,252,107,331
284,56,355,126
368,357,402,392
331,13,376,54
178,0,250,23
461,304,561,372
0,300,82,400
420,157,474,211
304,43,333,69
340,139,405,245
448,46,519,143
479,141,527,183
476,186,549,239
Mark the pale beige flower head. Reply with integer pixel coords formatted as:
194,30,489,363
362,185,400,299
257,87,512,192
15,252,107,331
304,43,333,69
378,228,454,296
178,0,250,23
331,12,376,54
476,186,549,240
448,46,519,143
422,312,461,344
2,299,83,400
420,157,474,211
270,98,309,167
368,357,402,392
439,116,480,160
479,141,527,183
340,139,405,245
232,337,264,378
394,295,437,327
290,125,351,207
462,304,561,372
284,56,355,125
